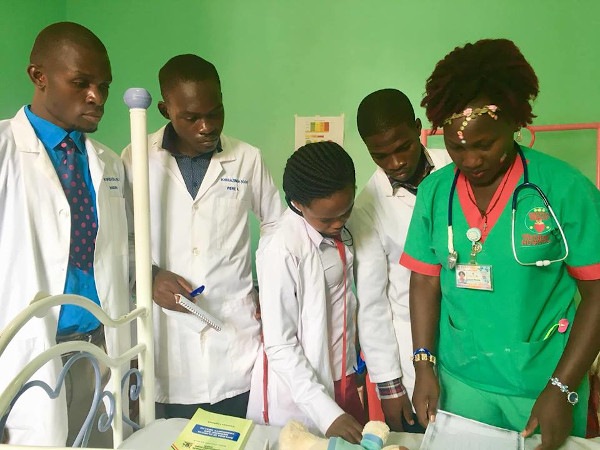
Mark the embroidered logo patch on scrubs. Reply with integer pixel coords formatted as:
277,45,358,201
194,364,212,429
522,207,552,246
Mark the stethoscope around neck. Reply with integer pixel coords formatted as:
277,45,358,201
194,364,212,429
447,146,569,269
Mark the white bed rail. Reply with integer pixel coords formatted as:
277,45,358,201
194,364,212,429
0,294,149,447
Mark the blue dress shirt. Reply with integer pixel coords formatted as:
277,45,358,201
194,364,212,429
24,106,101,334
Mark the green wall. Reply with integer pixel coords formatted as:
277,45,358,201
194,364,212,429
70,0,600,186
3,0,599,185
2,1,599,258
0,1,65,121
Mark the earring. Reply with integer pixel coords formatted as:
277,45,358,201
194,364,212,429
516,129,523,142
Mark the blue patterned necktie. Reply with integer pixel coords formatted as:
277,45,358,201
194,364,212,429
56,136,98,273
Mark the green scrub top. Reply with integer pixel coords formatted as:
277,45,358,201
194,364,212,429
402,146,600,399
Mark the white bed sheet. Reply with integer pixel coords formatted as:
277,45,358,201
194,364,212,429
118,418,600,450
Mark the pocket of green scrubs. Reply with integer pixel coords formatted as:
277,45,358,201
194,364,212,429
439,315,478,374
440,313,569,397
474,332,566,397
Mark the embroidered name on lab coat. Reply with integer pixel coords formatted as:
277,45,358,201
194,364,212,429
103,176,121,190
221,177,248,191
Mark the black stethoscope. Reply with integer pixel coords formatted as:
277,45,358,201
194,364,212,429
447,146,569,269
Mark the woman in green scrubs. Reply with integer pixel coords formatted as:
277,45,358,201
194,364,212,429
400,38,600,450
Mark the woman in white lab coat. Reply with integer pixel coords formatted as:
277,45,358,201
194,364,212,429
0,109,130,445
248,141,373,443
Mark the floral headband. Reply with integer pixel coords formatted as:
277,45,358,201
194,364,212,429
443,105,500,144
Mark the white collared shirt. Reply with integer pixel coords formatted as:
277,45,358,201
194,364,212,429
304,222,357,380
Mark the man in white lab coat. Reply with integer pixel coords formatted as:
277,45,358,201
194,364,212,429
348,88,452,431
121,54,283,420
0,22,130,446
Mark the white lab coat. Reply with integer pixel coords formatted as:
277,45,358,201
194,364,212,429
121,127,283,405
348,148,452,402
247,210,391,435
0,108,130,445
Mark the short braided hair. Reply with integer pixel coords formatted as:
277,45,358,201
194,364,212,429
283,141,355,207
357,88,416,139
421,38,539,131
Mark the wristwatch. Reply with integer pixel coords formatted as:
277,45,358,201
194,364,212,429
550,376,579,405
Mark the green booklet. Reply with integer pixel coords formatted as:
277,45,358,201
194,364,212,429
171,408,253,450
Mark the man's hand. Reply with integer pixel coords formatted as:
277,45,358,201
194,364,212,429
325,413,364,444
381,393,415,432
522,385,574,450
152,268,193,312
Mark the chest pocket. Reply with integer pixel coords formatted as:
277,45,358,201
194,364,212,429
513,191,566,264
213,197,249,250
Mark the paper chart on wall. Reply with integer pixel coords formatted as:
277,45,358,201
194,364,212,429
294,114,344,151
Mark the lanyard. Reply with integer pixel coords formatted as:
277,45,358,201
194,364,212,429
448,148,529,229
334,239,348,406
447,170,461,267
447,148,529,266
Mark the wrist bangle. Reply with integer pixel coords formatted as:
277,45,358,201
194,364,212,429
411,353,437,365
550,376,579,405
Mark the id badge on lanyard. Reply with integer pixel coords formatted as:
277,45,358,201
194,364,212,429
455,227,493,291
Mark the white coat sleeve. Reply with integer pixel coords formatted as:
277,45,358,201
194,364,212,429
258,243,344,434
250,151,284,235
121,145,137,291
348,205,402,383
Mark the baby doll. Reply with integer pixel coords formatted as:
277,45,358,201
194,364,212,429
279,420,409,450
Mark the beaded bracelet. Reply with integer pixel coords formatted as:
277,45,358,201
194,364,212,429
412,347,432,357
411,348,436,365
411,353,437,365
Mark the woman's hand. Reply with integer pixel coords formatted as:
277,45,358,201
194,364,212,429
412,364,439,429
325,413,364,444
522,385,573,450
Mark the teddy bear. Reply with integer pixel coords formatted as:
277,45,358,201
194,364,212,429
278,420,409,450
